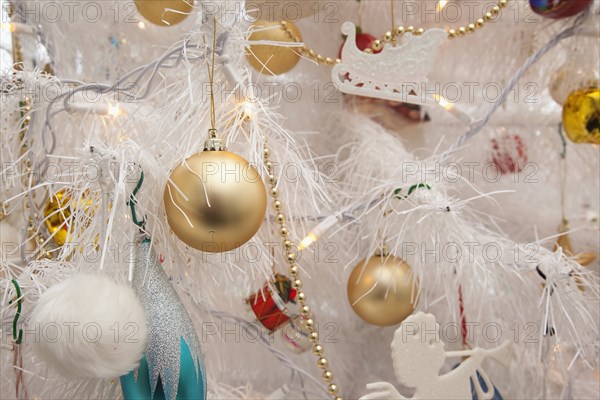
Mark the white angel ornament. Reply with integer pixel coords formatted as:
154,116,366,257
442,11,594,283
360,312,511,400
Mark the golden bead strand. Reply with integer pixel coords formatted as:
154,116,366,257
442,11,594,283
279,20,340,66
375,0,508,48
447,0,508,39
277,0,509,64
20,99,52,260
262,140,342,400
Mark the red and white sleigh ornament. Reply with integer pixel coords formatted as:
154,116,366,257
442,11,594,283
332,22,471,124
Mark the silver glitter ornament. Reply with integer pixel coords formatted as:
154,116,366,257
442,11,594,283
120,239,206,400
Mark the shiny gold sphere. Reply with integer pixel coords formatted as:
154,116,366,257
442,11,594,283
134,0,192,26
562,87,600,145
164,150,267,252
43,189,94,246
347,253,417,326
246,20,302,75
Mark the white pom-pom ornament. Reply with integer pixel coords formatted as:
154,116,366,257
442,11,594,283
30,273,147,379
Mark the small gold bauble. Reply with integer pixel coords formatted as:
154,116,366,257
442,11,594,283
43,189,94,246
134,0,192,26
347,252,417,326
164,150,267,252
246,20,302,75
562,87,600,145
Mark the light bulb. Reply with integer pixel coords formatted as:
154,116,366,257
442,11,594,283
0,22,16,32
297,214,341,251
107,103,126,116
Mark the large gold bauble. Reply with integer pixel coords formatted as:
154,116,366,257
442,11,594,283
246,20,302,75
43,189,94,246
347,253,417,326
562,87,600,145
134,0,192,26
164,150,267,253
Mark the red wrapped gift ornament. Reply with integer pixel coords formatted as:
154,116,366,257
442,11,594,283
247,273,297,332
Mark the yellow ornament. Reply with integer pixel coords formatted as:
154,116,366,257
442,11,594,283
246,20,302,75
134,0,192,26
562,87,600,144
164,147,267,253
43,189,94,246
347,248,417,326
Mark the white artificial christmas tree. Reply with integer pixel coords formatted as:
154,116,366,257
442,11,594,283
1,1,598,399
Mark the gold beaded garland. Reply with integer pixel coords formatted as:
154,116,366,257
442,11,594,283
275,0,509,64
328,384,339,395
16,97,52,260
277,21,339,66
262,139,342,399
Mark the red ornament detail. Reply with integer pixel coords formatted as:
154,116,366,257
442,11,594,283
289,288,297,301
248,274,294,332
338,27,381,60
458,285,468,346
390,101,428,122
490,134,528,175
355,32,379,52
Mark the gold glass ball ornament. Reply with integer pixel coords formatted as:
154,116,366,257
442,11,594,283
562,87,599,144
347,248,417,326
43,189,95,246
164,144,267,253
134,0,192,26
246,20,302,75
